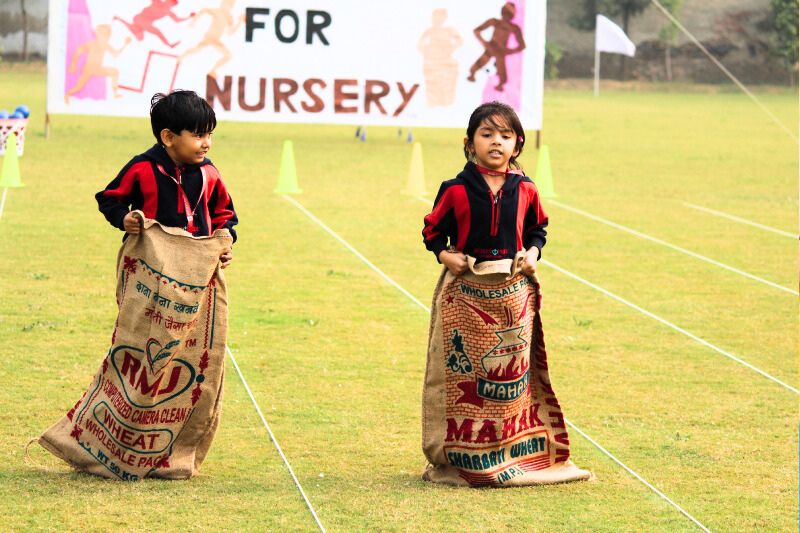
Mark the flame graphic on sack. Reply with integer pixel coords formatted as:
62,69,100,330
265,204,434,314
481,326,529,382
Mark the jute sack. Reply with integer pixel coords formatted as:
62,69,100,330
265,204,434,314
36,213,231,480
422,253,592,487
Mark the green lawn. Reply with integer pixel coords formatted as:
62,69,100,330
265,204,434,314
0,63,796,532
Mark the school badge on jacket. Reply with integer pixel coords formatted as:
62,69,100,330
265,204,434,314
35,213,231,480
422,253,592,487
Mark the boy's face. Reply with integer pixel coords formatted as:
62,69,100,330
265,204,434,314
161,129,212,165
466,117,519,172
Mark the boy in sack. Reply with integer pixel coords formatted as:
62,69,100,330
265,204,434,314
34,90,237,480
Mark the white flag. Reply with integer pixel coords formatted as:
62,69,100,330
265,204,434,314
595,14,636,57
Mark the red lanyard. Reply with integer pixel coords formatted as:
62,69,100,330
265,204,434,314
475,164,509,176
475,164,523,177
157,163,207,234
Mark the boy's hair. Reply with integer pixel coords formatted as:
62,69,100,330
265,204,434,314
464,101,526,170
150,90,217,145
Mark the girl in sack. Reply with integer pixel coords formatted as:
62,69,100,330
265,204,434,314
421,101,591,486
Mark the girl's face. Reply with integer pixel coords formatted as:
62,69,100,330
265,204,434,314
466,116,519,172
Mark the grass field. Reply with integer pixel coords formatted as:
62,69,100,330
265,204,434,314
0,63,796,532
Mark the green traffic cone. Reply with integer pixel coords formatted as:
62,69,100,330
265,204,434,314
274,140,302,194
534,144,556,198
0,133,23,188
403,142,427,196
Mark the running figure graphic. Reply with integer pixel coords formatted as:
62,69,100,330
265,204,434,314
178,0,244,80
466,2,526,92
113,0,194,49
65,24,131,103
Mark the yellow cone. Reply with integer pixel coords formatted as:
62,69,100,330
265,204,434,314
0,133,23,188
274,140,302,195
534,144,556,198
403,142,427,196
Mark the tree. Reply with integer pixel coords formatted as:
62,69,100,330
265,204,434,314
545,41,563,80
568,0,650,79
657,0,684,81
768,0,798,84
568,0,602,31
20,0,28,61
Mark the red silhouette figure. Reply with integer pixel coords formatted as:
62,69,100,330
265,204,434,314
113,0,194,49
466,2,526,92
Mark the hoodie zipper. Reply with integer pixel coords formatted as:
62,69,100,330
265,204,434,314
489,189,502,236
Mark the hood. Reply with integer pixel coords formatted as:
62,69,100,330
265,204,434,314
457,161,527,194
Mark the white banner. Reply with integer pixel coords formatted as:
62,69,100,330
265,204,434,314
47,0,546,128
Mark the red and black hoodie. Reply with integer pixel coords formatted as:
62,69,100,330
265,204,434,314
423,162,548,262
96,144,238,242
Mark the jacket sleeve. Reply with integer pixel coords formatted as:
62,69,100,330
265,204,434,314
95,158,142,231
422,182,456,260
207,170,238,243
521,181,548,258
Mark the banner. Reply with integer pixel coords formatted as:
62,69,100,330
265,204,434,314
47,0,546,128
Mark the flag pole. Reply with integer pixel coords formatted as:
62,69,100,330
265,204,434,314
594,49,600,97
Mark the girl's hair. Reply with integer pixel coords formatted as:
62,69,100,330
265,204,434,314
463,101,525,170
150,90,217,145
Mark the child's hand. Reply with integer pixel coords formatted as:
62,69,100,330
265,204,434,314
123,212,140,234
521,247,539,277
219,248,233,269
439,249,468,276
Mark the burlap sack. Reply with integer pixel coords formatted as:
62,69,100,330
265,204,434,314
422,253,592,487
36,213,231,480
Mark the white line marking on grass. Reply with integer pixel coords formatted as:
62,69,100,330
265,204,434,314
226,345,326,533
283,195,429,310
287,194,711,532
0,188,8,220
683,202,798,240
542,260,798,395
546,199,798,296
566,421,711,533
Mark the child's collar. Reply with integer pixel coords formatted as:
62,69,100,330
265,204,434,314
474,164,509,177
148,143,203,171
